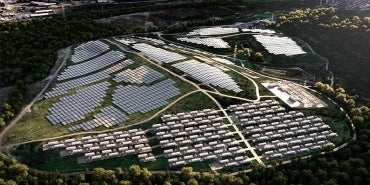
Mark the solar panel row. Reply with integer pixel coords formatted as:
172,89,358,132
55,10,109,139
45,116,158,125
43,128,155,164
187,27,239,36
253,35,306,56
113,65,164,84
153,109,251,168
69,106,129,132
71,40,110,63
172,60,242,93
228,100,337,160
58,51,126,81
132,43,187,63
177,37,230,48
46,82,110,125
44,60,134,99
112,79,180,114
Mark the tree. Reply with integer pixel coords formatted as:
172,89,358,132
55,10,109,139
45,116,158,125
335,87,345,94
187,178,198,185
316,169,328,181
302,169,314,182
2,103,12,112
140,168,152,184
163,181,171,185
74,174,85,182
119,180,132,185
128,165,141,179
315,82,335,96
359,106,369,113
331,15,339,22
0,118,5,127
201,173,216,183
352,16,361,24
92,168,116,183
272,172,287,185
251,52,264,62
181,167,194,182
353,116,364,123
8,163,28,182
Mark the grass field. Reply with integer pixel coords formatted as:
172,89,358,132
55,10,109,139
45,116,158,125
222,70,258,100
2,49,197,145
10,142,170,172
163,92,217,114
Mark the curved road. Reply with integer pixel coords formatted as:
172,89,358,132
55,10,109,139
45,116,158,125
0,47,71,152
0,34,354,176
292,36,335,87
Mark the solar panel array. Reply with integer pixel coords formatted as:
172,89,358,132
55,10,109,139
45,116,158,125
187,27,239,36
46,82,110,125
58,51,126,81
253,35,306,56
69,106,129,132
211,57,235,65
43,128,155,164
228,100,337,160
116,38,137,45
71,41,110,63
137,36,166,45
242,29,276,34
112,79,181,114
113,65,164,84
177,37,230,48
172,60,242,93
153,109,252,168
44,60,134,99
132,43,187,63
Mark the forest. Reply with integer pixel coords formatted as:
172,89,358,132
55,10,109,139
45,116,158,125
0,16,126,127
274,7,370,98
0,0,314,127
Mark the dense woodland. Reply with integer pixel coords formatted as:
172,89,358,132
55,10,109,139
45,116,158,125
1,2,370,185
0,0,313,127
274,7,370,97
0,16,125,127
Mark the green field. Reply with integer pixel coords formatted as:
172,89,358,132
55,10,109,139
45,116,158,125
2,48,197,145
10,142,170,172
163,92,217,114
5,30,354,174
223,33,331,83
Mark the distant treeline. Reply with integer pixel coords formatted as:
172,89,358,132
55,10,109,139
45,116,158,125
0,4,370,185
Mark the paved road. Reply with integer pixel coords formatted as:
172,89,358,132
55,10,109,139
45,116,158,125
156,34,265,100
109,38,264,165
1,35,354,176
1,90,201,150
292,37,335,87
0,47,71,152
202,89,264,165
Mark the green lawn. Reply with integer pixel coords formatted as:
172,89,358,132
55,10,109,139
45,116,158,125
2,49,197,145
163,92,217,114
221,70,258,100
11,142,170,172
